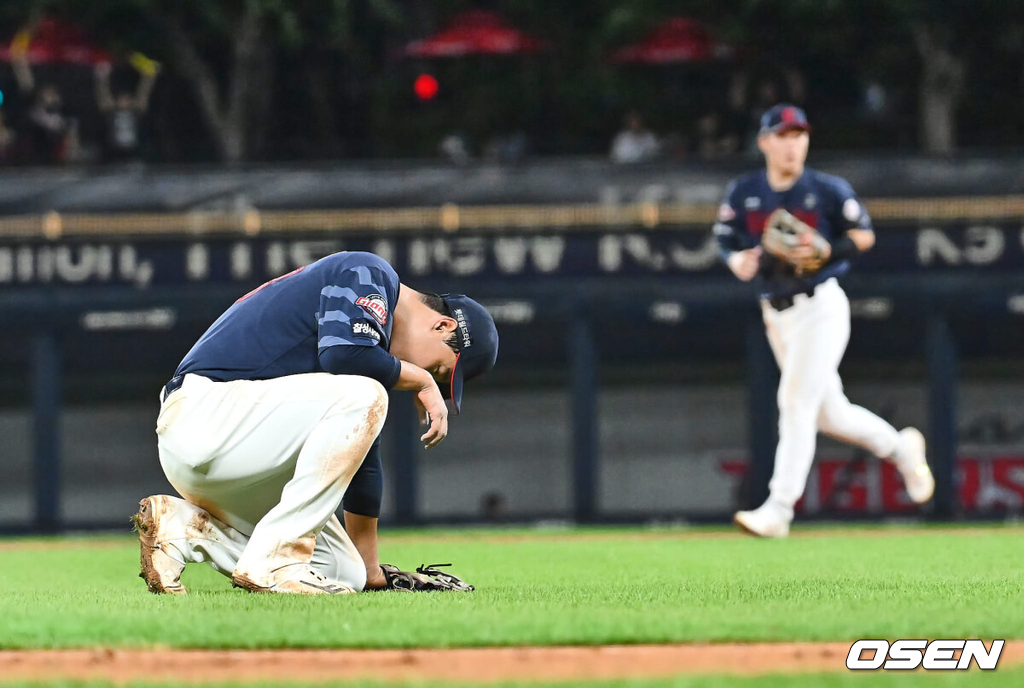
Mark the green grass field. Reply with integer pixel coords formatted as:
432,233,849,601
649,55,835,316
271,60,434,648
0,523,1021,686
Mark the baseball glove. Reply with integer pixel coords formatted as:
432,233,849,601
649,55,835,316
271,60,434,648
761,209,832,276
378,563,475,592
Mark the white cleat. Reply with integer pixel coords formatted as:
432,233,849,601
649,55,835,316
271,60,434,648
896,427,935,505
232,564,354,595
132,495,188,595
733,501,793,538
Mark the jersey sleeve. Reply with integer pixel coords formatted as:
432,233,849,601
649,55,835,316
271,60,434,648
713,180,749,261
830,177,873,233
318,344,401,388
316,258,397,351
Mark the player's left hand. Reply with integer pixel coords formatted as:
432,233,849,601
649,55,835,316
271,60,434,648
762,209,831,276
414,380,448,448
790,232,831,275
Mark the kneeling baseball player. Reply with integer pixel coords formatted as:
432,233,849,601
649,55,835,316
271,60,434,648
715,105,934,537
133,251,497,594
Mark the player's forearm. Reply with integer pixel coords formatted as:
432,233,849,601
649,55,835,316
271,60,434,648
713,224,744,263
848,229,875,252
830,229,874,262
393,361,436,392
343,511,386,590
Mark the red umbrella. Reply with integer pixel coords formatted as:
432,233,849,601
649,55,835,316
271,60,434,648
611,17,734,64
405,10,545,58
0,18,110,65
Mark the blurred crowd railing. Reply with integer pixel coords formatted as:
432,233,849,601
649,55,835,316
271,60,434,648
5,196,1024,239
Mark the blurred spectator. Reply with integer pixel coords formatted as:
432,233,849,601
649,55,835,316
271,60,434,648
0,109,17,163
439,131,472,165
23,85,78,165
860,79,891,121
610,111,659,164
484,129,528,165
11,31,79,165
658,130,690,160
94,55,160,163
693,112,739,160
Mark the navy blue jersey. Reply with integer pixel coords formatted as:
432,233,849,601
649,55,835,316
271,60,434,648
714,168,872,298
176,251,400,382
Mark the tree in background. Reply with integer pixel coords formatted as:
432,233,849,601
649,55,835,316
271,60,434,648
1,0,1024,161
10,0,402,163
911,23,963,154
602,0,1023,154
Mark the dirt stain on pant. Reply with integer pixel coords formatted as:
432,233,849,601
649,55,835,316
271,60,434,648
185,510,213,540
317,392,388,490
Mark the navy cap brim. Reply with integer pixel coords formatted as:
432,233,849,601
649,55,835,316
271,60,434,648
761,122,811,137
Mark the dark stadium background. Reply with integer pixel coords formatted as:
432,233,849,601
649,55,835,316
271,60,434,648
1,1,1023,533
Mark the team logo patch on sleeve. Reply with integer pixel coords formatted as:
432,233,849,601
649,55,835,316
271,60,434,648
355,293,388,325
351,319,382,343
843,198,863,222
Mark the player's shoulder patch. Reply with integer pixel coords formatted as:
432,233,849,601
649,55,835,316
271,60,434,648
355,292,388,326
842,198,863,222
351,318,382,343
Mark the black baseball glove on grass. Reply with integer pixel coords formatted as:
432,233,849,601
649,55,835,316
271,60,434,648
378,563,475,592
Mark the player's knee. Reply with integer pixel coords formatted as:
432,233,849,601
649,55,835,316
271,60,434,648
817,395,849,432
337,549,368,592
778,397,821,425
816,408,834,434
347,561,368,592
319,553,367,592
320,377,389,437
352,377,389,435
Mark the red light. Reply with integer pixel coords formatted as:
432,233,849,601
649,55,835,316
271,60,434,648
414,74,439,101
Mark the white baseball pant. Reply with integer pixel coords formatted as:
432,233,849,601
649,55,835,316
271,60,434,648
762,278,901,509
154,372,388,591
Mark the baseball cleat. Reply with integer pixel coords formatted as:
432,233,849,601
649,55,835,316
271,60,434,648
733,501,792,538
896,427,935,504
131,495,187,595
231,565,355,595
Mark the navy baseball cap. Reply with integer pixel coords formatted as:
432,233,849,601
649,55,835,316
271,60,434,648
441,294,499,414
758,104,811,137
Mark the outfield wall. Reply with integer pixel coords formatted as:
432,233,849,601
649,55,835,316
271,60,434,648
2,380,1021,529
3,159,1024,531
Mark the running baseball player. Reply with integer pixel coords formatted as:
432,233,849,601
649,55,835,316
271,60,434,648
133,250,498,593
714,104,934,538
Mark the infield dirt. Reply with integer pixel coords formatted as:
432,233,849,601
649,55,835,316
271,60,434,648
2,642,1022,683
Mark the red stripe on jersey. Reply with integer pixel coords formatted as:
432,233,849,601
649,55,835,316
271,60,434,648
746,210,769,235
746,208,820,235
791,209,819,228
